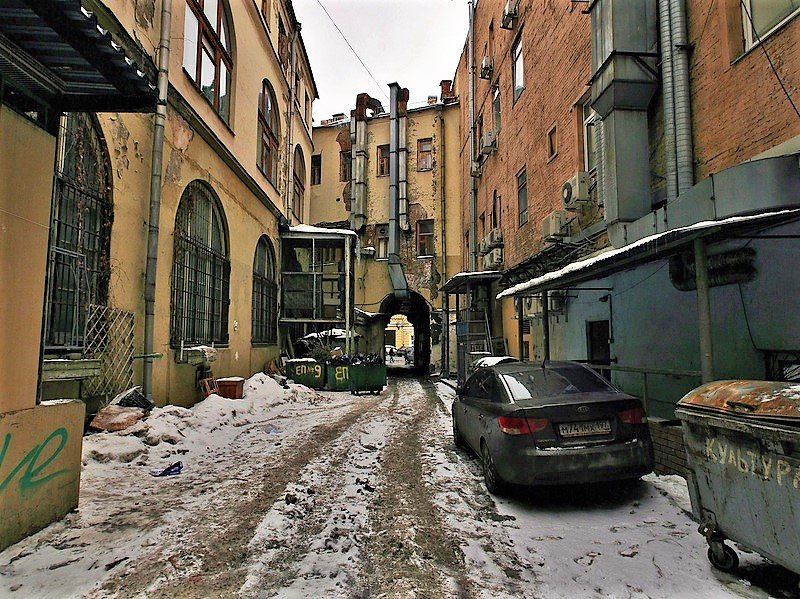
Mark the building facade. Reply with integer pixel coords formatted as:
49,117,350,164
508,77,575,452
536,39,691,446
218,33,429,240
450,0,800,475
310,84,462,372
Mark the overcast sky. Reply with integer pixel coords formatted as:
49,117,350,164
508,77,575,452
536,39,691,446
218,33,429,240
293,0,469,122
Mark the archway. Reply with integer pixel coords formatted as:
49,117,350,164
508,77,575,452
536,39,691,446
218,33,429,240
378,291,431,374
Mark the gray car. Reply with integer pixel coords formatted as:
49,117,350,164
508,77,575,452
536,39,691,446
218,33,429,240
452,361,654,495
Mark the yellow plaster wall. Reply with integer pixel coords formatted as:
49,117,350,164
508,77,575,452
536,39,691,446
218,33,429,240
0,400,85,551
0,107,55,413
309,124,350,224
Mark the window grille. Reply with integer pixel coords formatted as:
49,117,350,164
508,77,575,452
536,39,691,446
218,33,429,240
170,181,230,347
252,236,278,344
45,113,112,351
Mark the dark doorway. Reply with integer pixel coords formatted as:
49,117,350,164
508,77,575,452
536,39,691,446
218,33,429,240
587,320,611,380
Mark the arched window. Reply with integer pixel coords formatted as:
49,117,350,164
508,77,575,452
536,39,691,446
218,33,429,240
252,236,277,344
170,181,230,347
183,0,233,123
45,113,112,350
258,80,280,183
293,146,306,221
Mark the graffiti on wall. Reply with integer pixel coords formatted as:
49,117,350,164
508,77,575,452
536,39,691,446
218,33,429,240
0,428,69,495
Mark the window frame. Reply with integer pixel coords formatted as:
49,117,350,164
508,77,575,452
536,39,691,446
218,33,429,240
252,235,278,345
416,219,435,258
511,33,524,102
293,146,306,221
182,0,233,123
377,144,390,176
517,167,528,227
547,124,558,162
311,154,321,185
257,79,280,184
339,150,351,182
742,0,800,49
170,180,231,348
492,86,501,133
417,138,433,171
582,102,598,173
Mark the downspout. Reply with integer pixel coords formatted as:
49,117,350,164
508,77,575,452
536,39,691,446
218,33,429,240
285,26,300,221
658,0,678,202
468,0,477,271
670,0,693,194
398,90,409,231
437,102,447,372
142,0,172,402
388,83,409,299
345,235,352,355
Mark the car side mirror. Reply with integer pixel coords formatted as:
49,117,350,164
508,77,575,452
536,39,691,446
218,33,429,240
455,385,463,396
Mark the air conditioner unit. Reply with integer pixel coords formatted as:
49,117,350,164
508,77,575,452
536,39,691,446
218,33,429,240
488,228,503,247
500,0,518,29
480,130,496,155
471,160,483,178
477,239,489,255
561,171,591,209
483,247,503,269
479,55,493,79
548,290,567,314
541,209,569,239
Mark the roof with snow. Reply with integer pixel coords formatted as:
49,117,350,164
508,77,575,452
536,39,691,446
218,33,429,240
498,209,800,299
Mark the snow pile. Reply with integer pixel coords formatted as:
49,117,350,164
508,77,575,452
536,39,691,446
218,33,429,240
82,372,304,464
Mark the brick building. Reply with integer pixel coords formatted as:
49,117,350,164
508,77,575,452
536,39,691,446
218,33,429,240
446,0,800,474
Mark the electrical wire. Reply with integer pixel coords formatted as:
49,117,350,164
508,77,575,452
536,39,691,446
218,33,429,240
314,0,389,102
739,0,800,120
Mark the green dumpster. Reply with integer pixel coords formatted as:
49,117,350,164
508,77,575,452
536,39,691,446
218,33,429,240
285,359,325,389
349,364,387,395
325,364,352,391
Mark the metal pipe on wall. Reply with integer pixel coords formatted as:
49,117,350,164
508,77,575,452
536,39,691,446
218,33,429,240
541,291,550,361
468,0,477,271
670,0,694,194
143,0,172,402
437,103,448,373
658,0,678,202
285,26,300,220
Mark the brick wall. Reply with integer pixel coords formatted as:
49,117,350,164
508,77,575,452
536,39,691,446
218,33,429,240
454,0,592,270
690,1,800,180
649,419,690,479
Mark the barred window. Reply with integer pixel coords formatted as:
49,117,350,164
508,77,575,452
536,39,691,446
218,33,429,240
45,113,112,350
182,0,233,123
252,236,278,344
258,79,280,184
170,181,230,347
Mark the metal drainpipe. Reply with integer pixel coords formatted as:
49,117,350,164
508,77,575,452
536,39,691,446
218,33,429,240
671,0,694,194
285,27,300,220
659,0,678,202
468,0,477,271
142,0,172,402
437,103,447,372
694,238,714,382
541,291,550,361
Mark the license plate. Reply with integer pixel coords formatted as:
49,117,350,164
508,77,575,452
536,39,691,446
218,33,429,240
559,420,611,437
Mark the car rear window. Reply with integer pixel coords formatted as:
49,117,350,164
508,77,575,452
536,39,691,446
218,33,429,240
500,366,613,400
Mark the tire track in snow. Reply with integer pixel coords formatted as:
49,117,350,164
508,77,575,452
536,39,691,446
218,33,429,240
97,392,386,598
353,379,479,598
239,383,407,598
425,383,543,598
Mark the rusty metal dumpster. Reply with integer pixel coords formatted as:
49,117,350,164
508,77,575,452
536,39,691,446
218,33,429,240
676,380,800,574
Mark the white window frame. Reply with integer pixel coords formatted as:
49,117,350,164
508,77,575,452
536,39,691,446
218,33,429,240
742,0,800,49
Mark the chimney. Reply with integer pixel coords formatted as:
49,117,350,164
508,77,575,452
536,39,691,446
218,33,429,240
440,79,454,100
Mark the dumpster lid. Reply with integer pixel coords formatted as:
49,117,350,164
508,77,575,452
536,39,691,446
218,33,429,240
678,380,800,423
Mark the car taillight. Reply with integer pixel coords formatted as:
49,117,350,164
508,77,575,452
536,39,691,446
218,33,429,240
497,415,549,435
619,407,646,424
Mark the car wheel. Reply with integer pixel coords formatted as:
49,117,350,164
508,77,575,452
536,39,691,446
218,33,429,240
481,441,506,496
452,414,467,450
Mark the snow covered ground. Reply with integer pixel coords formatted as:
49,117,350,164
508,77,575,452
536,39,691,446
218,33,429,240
0,374,795,598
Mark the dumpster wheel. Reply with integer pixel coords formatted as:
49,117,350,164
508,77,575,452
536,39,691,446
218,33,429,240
707,542,739,573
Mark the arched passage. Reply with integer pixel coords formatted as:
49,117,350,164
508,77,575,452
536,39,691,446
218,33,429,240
378,291,431,374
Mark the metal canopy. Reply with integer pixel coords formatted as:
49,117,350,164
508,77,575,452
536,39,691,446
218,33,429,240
499,232,604,288
498,209,800,299
0,0,156,112
440,271,502,294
